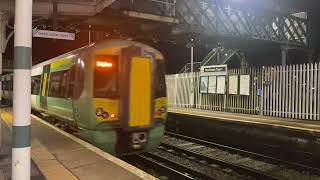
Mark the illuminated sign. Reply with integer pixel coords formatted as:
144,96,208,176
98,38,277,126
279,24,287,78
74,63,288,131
96,61,113,68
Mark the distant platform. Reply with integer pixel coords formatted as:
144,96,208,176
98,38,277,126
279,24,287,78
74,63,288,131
0,108,155,180
168,107,320,136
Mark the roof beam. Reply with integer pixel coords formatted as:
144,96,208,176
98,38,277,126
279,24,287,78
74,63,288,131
0,0,118,17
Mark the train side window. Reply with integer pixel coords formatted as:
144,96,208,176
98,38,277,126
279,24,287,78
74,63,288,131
31,75,41,95
48,71,68,98
67,64,84,99
7,80,13,91
155,60,166,97
2,80,5,90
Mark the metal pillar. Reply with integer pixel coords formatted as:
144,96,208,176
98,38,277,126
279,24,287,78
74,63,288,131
189,41,194,107
0,11,7,149
281,47,287,65
12,0,33,179
0,12,6,103
88,24,91,45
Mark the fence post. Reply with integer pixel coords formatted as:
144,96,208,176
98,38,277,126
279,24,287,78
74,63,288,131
174,74,178,107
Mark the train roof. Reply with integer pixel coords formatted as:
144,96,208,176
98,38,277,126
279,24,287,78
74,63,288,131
32,39,162,69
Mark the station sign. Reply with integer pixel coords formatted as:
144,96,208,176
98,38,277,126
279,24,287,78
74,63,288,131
200,64,228,76
200,65,228,94
32,29,75,41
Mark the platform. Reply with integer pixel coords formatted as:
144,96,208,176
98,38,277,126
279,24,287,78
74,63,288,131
167,107,320,167
168,107,320,136
0,108,156,180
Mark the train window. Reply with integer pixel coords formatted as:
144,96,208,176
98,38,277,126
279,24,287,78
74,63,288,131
31,75,41,95
1,80,5,90
48,71,68,98
94,55,119,99
67,64,84,99
7,80,13,91
155,60,166,97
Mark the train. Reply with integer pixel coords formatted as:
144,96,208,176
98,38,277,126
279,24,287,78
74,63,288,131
1,39,167,156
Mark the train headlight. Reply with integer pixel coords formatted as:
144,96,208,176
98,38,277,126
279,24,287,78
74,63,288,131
159,106,167,114
110,113,116,118
96,108,104,116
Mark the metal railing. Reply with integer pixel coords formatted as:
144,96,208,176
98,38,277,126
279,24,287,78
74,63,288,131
166,62,320,120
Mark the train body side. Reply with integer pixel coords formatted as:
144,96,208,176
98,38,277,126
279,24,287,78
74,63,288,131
2,39,167,155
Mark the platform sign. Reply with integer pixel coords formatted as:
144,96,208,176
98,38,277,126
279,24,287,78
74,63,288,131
200,76,209,93
208,76,217,93
200,64,227,76
229,75,238,95
216,76,226,94
33,29,75,40
240,75,250,96
200,65,227,94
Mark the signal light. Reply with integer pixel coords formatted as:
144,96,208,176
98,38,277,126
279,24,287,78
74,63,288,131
96,61,112,68
110,113,116,118
153,112,158,117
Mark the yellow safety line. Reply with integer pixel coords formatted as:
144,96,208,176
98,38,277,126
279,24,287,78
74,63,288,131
0,111,13,128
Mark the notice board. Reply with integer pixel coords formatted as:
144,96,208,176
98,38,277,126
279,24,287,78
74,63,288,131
240,75,250,95
216,76,226,94
228,75,238,95
208,76,217,93
200,76,209,93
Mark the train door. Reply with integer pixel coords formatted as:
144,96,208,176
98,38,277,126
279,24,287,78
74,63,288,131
66,63,84,125
116,46,154,154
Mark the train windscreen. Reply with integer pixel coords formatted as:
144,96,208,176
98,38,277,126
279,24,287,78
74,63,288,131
94,55,119,99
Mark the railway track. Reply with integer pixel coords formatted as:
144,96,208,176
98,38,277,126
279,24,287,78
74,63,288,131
29,111,320,179
159,142,280,180
124,153,215,180
164,131,320,180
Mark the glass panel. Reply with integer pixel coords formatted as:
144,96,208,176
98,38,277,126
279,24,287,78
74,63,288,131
94,55,119,99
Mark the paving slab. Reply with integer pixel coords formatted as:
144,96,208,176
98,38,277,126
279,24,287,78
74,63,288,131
0,108,157,180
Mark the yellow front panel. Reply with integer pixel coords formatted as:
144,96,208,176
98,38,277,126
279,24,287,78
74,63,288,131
129,57,151,127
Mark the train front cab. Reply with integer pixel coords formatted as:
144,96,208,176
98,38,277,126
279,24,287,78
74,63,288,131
79,44,167,155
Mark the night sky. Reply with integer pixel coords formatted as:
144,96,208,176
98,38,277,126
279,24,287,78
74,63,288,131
3,0,320,74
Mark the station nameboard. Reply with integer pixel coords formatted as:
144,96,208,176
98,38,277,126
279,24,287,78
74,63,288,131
200,64,227,76
33,29,75,41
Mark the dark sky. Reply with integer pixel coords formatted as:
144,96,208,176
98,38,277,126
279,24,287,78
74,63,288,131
3,1,320,74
